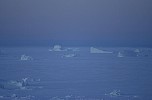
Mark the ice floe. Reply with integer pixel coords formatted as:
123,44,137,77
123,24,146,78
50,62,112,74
62,54,77,58
90,47,113,54
117,48,152,57
21,54,33,60
49,45,80,52
117,52,124,57
109,90,121,97
50,95,103,100
104,89,140,99
0,94,35,100
49,45,66,51
65,48,80,51
0,78,41,90
0,80,25,90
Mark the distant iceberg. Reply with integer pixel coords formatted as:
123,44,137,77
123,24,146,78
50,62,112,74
90,47,113,53
65,48,80,52
117,52,124,57
62,54,77,58
21,54,33,60
117,50,138,57
49,45,66,51
0,78,29,90
0,78,41,90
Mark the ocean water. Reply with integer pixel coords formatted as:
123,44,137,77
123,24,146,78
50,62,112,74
0,46,152,100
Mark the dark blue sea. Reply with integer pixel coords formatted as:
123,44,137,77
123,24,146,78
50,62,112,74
0,46,152,100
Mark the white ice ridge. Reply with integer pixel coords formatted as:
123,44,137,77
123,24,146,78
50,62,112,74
90,47,113,53
21,54,33,60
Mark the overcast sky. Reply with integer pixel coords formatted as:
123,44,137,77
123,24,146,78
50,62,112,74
0,0,152,46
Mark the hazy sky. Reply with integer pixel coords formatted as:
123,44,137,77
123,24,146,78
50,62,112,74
0,0,152,46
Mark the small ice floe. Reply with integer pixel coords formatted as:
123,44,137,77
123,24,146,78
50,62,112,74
65,48,80,51
105,90,121,97
50,96,64,100
90,47,113,54
0,94,17,99
0,78,28,90
50,95,103,100
0,94,35,100
21,54,33,61
134,49,140,53
109,90,121,97
0,80,24,90
12,95,35,100
117,50,138,57
117,52,124,57
62,54,77,58
0,78,41,90
49,45,66,51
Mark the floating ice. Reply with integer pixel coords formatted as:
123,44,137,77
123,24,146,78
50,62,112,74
117,50,138,57
50,96,64,100
109,90,121,97
21,54,33,60
0,80,24,90
49,45,66,51
90,47,113,53
117,52,124,57
0,78,41,90
50,95,103,100
65,48,80,51
62,54,77,58
0,94,35,100
134,49,140,53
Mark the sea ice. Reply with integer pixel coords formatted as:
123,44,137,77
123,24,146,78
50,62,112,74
65,48,80,51
49,45,65,51
90,47,113,53
62,54,77,58
117,52,124,57
0,78,41,90
21,54,33,60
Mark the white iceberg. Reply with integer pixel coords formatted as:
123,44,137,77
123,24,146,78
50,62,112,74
117,50,138,57
90,47,113,53
65,48,80,51
49,45,66,51
105,90,121,97
117,52,124,57
62,54,77,58
109,90,121,97
134,49,140,53
21,55,33,60
0,79,27,90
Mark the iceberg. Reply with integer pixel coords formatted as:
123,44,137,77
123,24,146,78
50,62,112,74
65,48,80,51
62,54,77,58
117,52,124,57
21,54,33,60
90,47,113,53
117,50,138,57
49,45,66,51
0,78,41,90
0,78,28,90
